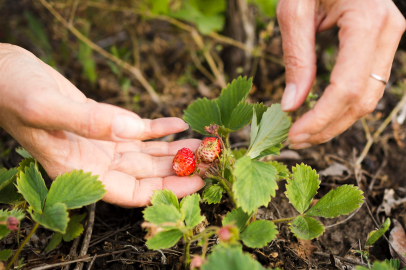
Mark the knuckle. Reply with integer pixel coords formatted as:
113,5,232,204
372,6,389,25
358,101,377,116
81,106,103,137
284,54,309,70
21,96,46,126
333,81,363,101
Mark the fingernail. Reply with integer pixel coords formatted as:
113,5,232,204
184,123,190,131
281,83,297,111
289,133,311,143
112,115,145,139
289,142,311,149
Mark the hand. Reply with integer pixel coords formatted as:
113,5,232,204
0,44,204,207
277,0,406,148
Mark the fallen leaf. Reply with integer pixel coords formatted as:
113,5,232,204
377,189,406,216
389,219,406,267
319,162,350,177
298,239,318,256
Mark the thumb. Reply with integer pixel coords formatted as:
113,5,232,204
23,92,145,141
277,0,318,111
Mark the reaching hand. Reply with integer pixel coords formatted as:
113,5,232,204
277,0,406,149
0,44,204,207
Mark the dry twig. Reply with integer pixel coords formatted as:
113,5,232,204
74,203,96,270
39,0,162,106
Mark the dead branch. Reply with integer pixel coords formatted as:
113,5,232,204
39,0,162,106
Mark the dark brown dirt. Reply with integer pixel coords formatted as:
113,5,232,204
1,0,406,269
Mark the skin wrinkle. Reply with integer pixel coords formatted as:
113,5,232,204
0,45,204,207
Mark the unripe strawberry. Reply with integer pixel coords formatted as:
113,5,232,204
190,256,205,269
218,225,239,243
172,148,196,176
197,137,221,163
7,217,19,230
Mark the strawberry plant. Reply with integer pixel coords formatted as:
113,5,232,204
142,77,365,269
0,157,106,269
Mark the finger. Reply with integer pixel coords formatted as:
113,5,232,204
102,170,204,207
115,139,202,156
137,118,189,141
277,0,319,111
289,1,405,146
110,153,175,178
288,6,383,144
20,91,147,141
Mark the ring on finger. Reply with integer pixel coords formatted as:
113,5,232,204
370,73,388,85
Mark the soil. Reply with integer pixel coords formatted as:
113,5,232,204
1,0,406,269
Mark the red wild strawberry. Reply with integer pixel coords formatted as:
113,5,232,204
197,137,221,163
172,148,196,176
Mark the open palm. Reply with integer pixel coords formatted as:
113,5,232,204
0,44,204,207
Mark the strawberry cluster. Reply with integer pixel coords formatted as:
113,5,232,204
172,136,222,177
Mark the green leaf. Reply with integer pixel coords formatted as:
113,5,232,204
251,0,278,17
216,77,252,127
289,216,324,240
240,220,278,248
0,249,12,261
196,14,224,34
46,170,106,210
0,209,26,241
255,144,283,160
0,209,25,221
17,158,35,174
250,109,260,149
247,104,291,159
366,218,391,246
202,184,223,204
267,161,290,180
306,185,364,218
189,0,226,16
148,0,169,14
356,261,398,270
24,11,55,66
143,205,182,226
32,203,69,234
201,247,268,270
0,168,22,204
253,103,268,124
234,156,278,213
180,194,204,227
227,102,253,131
232,149,247,160
384,259,401,270
150,189,179,210
44,233,63,252
222,208,251,232
183,98,222,134
78,23,97,85
63,213,87,242
17,163,48,213
285,164,319,214
15,147,32,159
0,168,18,192
146,229,183,250
0,226,10,241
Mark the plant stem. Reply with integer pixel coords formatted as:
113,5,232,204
7,222,39,270
225,133,230,149
271,216,295,223
250,208,258,223
184,237,191,269
206,174,237,207
201,237,209,258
